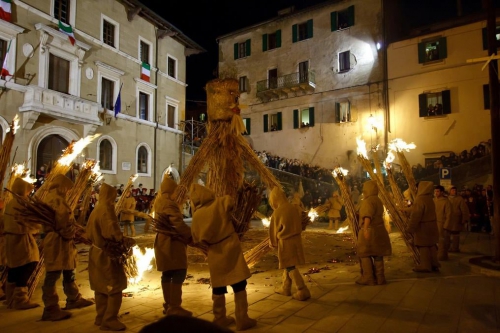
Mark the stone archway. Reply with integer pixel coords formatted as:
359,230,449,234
36,134,70,173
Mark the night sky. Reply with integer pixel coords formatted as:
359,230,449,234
139,0,488,100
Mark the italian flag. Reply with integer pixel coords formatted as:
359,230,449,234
0,0,11,22
58,20,75,46
141,62,150,82
1,40,11,77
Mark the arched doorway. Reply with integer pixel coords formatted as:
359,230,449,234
36,134,70,175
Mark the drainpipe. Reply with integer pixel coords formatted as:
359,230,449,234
381,0,389,152
153,28,159,191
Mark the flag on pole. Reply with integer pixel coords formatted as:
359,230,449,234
0,0,12,22
1,40,11,77
141,62,150,82
114,83,123,118
58,20,75,46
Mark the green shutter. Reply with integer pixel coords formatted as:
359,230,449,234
484,84,490,110
331,12,337,31
441,90,451,114
438,37,447,59
293,109,299,129
263,114,269,132
418,42,426,64
347,5,355,27
246,118,251,134
482,27,488,50
307,19,313,38
309,107,315,127
262,34,268,51
246,39,251,56
335,103,340,123
418,93,428,117
277,112,282,130
292,24,298,43
234,43,239,60
276,30,281,48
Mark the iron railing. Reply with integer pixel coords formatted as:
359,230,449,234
256,71,316,93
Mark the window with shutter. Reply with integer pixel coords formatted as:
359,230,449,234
334,5,355,31
335,101,350,123
482,27,500,50
418,37,448,64
235,40,251,59
295,19,313,42
239,76,248,93
243,118,251,135
270,113,278,131
263,114,269,132
418,90,451,117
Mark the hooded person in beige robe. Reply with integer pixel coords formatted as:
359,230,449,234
190,183,256,331
87,183,135,331
434,185,452,261
447,186,469,253
3,178,40,309
269,187,310,301
356,180,392,285
119,191,137,237
324,191,343,230
41,174,93,321
154,176,192,317
406,181,439,272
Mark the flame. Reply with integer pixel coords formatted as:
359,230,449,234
59,134,101,166
91,163,103,182
22,175,36,183
261,218,270,228
6,115,20,134
128,246,155,284
336,225,349,233
308,208,318,222
131,173,138,182
332,167,349,177
12,163,24,175
356,137,368,158
388,138,416,152
385,150,395,164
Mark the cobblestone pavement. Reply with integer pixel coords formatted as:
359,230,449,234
1,222,499,333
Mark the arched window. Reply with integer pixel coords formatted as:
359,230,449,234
99,139,113,171
137,146,148,174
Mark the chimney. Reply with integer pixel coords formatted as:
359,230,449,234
278,6,295,16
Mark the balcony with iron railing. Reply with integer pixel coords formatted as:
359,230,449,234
256,71,316,101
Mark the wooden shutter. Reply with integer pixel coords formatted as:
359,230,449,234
418,93,428,117
246,39,251,56
331,12,337,31
418,42,426,64
482,28,488,50
484,84,490,110
276,30,281,48
246,118,251,135
309,107,315,127
293,109,299,128
335,103,340,123
277,112,282,130
263,114,269,132
262,34,268,51
234,43,239,60
307,19,313,38
441,90,451,114
347,5,355,27
292,24,298,43
438,37,447,59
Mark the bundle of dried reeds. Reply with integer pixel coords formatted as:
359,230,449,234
386,166,405,209
102,237,137,278
115,174,138,216
1,163,32,207
244,237,270,269
332,168,360,242
67,159,98,211
396,151,417,201
357,151,420,264
27,239,44,300
0,116,19,190
232,181,262,239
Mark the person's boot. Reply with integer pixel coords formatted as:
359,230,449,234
413,247,432,272
437,238,448,261
430,246,440,272
166,283,192,317
275,270,292,296
449,234,460,253
3,282,15,307
289,269,311,301
100,292,126,331
94,292,108,326
355,257,376,286
334,220,339,230
234,290,257,331
327,220,334,230
63,281,94,309
12,287,40,310
41,286,72,321
373,258,386,285
212,294,235,327
161,281,171,314
130,225,136,237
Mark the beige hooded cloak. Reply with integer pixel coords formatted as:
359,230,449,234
407,181,439,246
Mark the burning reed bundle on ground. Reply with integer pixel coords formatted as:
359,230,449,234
102,237,138,278
332,167,360,242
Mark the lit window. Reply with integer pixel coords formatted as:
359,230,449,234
335,101,351,123
263,112,282,132
418,37,447,63
418,90,451,117
293,108,315,129
331,6,355,31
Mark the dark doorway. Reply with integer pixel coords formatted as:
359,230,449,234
37,134,70,174
268,68,278,89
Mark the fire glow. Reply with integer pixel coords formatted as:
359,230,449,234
308,208,319,222
128,246,155,284
356,137,368,158
261,218,270,228
59,134,101,166
332,167,349,178
388,138,416,152
337,226,349,234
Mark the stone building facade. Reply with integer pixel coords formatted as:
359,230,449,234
0,0,204,190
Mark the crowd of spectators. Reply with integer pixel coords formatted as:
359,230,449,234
458,184,494,233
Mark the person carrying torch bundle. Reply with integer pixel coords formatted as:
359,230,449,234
154,175,193,317
41,174,94,321
119,191,137,237
86,183,135,331
190,183,256,331
3,178,40,309
324,191,343,230
269,187,310,301
356,180,392,286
